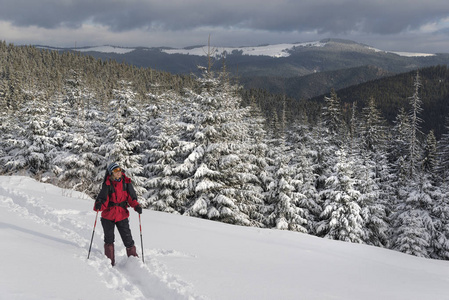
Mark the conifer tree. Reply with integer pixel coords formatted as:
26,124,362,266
288,121,321,234
389,108,411,186
390,176,433,258
429,186,449,259
235,101,271,227
178,70,259,226
389,71,437,257
53,96,101,195
4,92,54,176
265,144,308,232
422,130,437,176
317,149,366,243
357,96,391,247
321,89,347,142
437,119,449,184
315,90,348,191
99,80,145,197
408,71,423,179
145,94,191,213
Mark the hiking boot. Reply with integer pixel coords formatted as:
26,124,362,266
104,243,115,266
126,245,138,257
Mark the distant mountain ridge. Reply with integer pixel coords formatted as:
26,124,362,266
38,39,449,100
38,38,439,59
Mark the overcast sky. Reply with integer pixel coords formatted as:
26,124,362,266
1,0,449,53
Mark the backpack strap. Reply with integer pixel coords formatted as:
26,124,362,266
107,200,128,209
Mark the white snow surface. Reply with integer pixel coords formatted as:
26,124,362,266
38,42,435,57
74,46,136,54
367,46,435,57
1,175,449,300
388,51,436,57
162,41,326,58
161,42,435,58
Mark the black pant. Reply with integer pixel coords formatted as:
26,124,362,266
101,218,135,248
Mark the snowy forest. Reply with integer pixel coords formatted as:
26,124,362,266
1,41,449,261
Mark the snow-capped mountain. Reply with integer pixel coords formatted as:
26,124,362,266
37,38,449,100
162,40,436,58
38,38,449,79
40,39,435,58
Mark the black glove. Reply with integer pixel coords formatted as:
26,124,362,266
95,201,102,211
135,205,142,214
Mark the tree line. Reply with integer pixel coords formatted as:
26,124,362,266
308,65,449,139
1,42,449,260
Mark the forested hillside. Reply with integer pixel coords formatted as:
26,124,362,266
309,65,449,138
240,65,392,100
65,39,449,105
1,42,449,261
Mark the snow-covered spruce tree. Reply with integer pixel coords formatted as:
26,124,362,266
144,92,193,213
389,72,444,258
355,154,390,247
388,107,411,187
57,130,101,195
178,69,262,226
99,80,145,197
321,89,347,145
2,66,24,112
314,90,348,191
256,97,307,231
229,96,270,227
136,84,160,154
356,97,391,247
0,75,13,173
47,90,73,155
287,120,321,234
309,91,351,236
422,130,437,179
51,81,102,195
359,97,392,184
429,185,449,259
3,91,54,177
0,74,7,109
433,120,449,257
0,107,26,174
316,149,366,243
49,74,87,175
265,141,308,232
436,119,449,184
408,71,424,179
390,176,434,258
420,131,449,260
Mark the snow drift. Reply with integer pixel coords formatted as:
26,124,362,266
1,176,448,300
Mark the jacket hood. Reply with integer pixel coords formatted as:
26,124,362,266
104,171,131,185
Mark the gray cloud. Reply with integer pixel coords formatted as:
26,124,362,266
1,0,449,52
1,0,448,33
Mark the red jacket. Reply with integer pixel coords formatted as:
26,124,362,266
94,172,140,222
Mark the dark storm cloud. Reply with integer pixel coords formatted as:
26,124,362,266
1,0,449,36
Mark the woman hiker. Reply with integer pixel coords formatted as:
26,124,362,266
94,162,143,266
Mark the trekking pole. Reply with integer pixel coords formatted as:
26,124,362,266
87,211,99,259
139,214,144,263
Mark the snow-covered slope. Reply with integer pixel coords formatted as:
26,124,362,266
37,45,136,54
1,176,448,300
162,41,326,58
38,40,436,58
75,45,136,54
162,41,436,58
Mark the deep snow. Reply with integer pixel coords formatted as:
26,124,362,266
1,175,449,300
